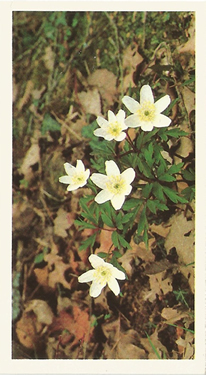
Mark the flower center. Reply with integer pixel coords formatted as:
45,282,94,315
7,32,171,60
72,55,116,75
93,265,112,285
108,121,122,137
106,175,126,195
137,101,156,122
71,172,86,185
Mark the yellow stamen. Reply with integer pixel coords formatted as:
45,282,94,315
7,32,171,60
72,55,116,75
106,175,126,195
93,266,112,285
137,101,156,122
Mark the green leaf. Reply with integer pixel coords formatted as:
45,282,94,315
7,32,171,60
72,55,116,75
167,162,184,175
152,182,166,202
166,128,188,138
112,231,120,249
142,183,153,198
79,234,96,251
74,219,97,229
122,198,142,210
97,252,108,259
101,212,114,228
147,199,157,214
117,233,131,249
158,173,176,182
182,169,195,181
163,187,188,204
41,113,61,135
137,206,147,235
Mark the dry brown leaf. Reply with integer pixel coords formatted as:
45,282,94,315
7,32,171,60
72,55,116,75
13,199,35,233
52,305,93,348
181,86,195,116
102,319,146,359
165,212,194,293
16,313,41,349
25,299,54,326
140,329,168,359
17,80,34,111
78,88,101,116
143,271,173,302
150,223,171,238
95,225,115,255
43,46,55,71
119,237,155,277
20,143,40,181
87,69,117,105
122,42,143,90
54,208,74,238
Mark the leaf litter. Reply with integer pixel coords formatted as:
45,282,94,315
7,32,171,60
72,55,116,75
12,11,195,359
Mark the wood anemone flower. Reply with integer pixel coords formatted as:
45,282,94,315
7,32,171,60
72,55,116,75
94,109,128,141
59,160,90,191
122,84,171,131
90,160,135,210
78,254,126,298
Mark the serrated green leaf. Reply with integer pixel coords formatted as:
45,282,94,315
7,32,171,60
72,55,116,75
167,162,184,175
152,182,166,202
166,129,188,138
182,169,195,181
142,183,153,198
159,173,176,182
112,231,120,249
117,233,131,249
122,198,142,210
79,234,96,251
147,199,157,214
74,219,97,229
101,212,114,228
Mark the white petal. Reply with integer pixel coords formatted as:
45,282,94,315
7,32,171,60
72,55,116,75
76,160,85,172
96,116,109,128
108,110,116,123
122,96,140,113
123,184,132,196
140,85,154,104
64,162,75,175
115,132,127,142
94,128,108,138
116,109,126,123
90,173,108,189
89,254,105,268
112,267,126,280
108,277,120,296
105,160,120,176
104,134,117,141
140,122,154,132
95,189,113,204
111,194,126,210
85,169,90,180
153,114,172,128
59,176,72,184
125,114,141,128
67,183,83,191
78,269,95,283
121,168,135,184
155,95,171,113
90,281,104,298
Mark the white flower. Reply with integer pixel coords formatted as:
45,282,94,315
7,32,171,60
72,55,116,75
78,254,126,298
90,160,135,210
59,160,90,191
94,109,128,141
122,84,171,131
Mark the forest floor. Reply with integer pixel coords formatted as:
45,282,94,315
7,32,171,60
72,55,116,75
12,11,195,360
